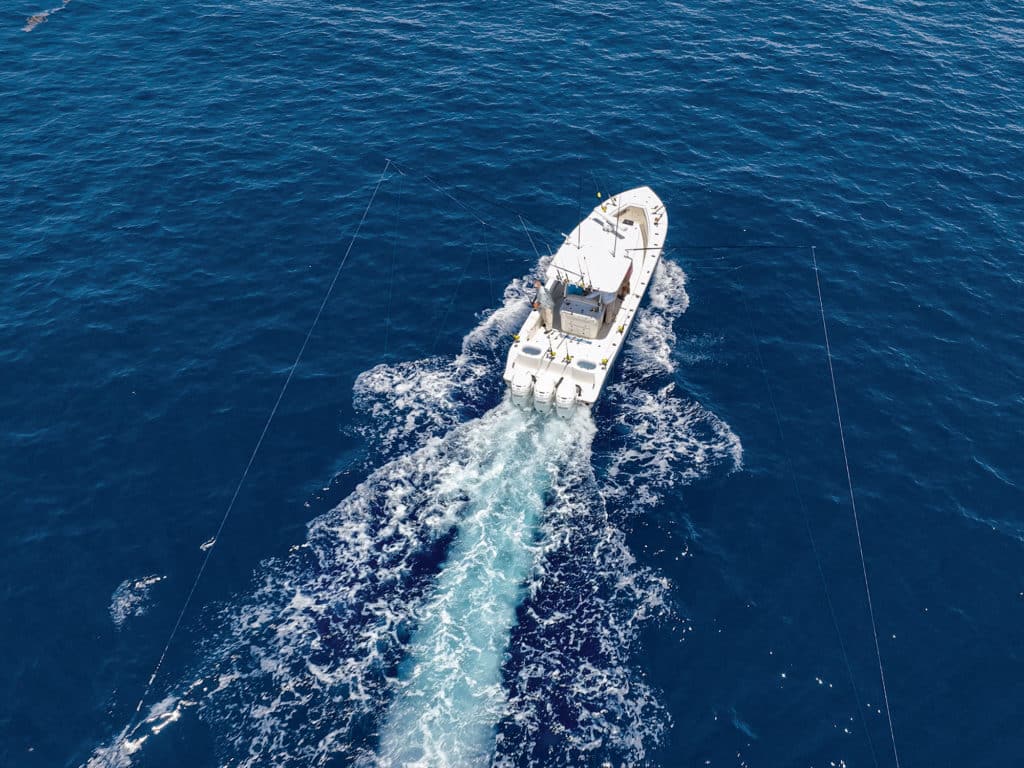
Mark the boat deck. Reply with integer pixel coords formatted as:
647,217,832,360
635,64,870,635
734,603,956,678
503,186,668,409
507,246,661,404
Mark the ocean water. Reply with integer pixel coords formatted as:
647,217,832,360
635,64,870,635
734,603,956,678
2,2,1022,767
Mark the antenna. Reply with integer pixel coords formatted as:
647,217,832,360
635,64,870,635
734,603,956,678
577,170,583,251
611,195,623,261
572,168,592,289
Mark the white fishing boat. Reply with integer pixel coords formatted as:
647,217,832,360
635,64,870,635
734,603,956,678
503,186,668,415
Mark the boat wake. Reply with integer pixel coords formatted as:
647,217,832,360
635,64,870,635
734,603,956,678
86,259,741,768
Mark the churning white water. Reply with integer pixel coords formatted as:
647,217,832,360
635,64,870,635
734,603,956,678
373,403,595,767
85,258,742,768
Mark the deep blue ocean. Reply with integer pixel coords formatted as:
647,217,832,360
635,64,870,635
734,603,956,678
3,2,1022,766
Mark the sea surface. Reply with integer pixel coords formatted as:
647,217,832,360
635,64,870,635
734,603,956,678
2,2,1022,767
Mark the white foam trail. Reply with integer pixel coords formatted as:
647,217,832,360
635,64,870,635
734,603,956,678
491,258,742,766
617,259,688,378
84,255,743,768
604,383,743,509
109,574,166,628
372,403,594,767
607,258,742,507
494,437,674,766
84,688,200,768
352,266,543,456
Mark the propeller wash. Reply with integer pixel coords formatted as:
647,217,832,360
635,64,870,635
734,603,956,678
86,196,741,768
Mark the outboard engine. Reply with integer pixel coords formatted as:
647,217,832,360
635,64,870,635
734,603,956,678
555,379,578,418
533,376,555,413
509,370,534,408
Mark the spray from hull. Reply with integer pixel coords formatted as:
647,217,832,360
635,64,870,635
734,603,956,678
84,259,741,768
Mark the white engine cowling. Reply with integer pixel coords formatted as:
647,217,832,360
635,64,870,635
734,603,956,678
510,370,533,407
533,376,555,413
555,379,578,417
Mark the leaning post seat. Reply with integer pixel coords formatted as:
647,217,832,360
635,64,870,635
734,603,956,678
558,292,604,339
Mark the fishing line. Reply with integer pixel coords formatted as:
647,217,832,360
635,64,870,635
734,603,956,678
484,229,496,309
386,156,622,294
667,244,816,267
739,290,880,768
384,172,402,356
577,168,583,251
519,214,542,260
387,159,492,229
667,237,897,763
103,159,393,763
385,156,554,240
677,243,810,249
811,245,902,768
372,155,810,258
429,241,481,356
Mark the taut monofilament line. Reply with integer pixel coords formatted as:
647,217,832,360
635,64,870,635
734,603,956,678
99,160,393,767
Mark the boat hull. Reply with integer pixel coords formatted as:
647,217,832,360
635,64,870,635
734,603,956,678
503,186,668,410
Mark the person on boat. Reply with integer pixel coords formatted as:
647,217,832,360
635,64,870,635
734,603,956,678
533,279,554,331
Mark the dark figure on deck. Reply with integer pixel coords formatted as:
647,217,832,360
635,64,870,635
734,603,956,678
533,279,555,330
